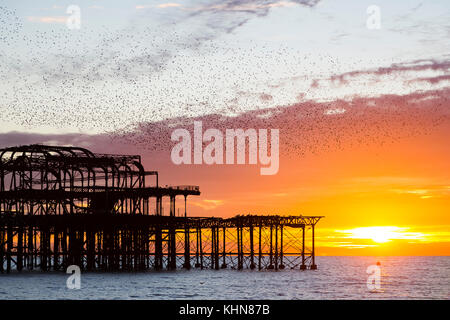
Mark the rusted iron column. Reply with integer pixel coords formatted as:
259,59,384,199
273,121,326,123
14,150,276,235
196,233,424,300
275,224,278,271
199,228,204,269
237,226,244,270
258,225,262,270
0,229,4,273
195,227,200,268
53,230,59,271
183,195,190,269
27,226,33,270
17,226,23,271
279,225,285,269
301,225,306,270
155,227,163,270
86,230,95,271
236,226,240,269
6,224,13,273
311,224,317,270
168,196,176,270
268,225,274,269
62,229,68,270
250,225,255,269
211,227,215,269
156,196,162,216
40,229,47,271
221,227,227,269
215,227,220,270
183,228,190,269
168,228,176,270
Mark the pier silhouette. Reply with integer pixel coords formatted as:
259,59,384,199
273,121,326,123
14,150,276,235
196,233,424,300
0,145,322,272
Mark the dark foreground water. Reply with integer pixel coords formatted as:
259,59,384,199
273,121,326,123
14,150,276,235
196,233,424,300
0,256,448,299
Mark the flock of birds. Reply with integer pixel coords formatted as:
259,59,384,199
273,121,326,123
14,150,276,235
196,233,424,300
0,4,448,158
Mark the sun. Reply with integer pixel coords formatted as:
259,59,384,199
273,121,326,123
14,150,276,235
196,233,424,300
336,226,425,244
352,227,396,243
369,229,392,243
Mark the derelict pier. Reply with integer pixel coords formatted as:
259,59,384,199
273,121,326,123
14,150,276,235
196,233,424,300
0,145,322,273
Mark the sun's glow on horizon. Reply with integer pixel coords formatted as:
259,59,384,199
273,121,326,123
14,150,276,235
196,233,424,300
335,226,426,244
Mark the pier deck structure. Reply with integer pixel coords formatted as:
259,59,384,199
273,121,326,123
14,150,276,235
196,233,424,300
0,145,322,272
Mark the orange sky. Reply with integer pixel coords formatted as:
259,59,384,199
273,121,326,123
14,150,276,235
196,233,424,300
1,1,449,258
2,78,449,258
133,92,450,256
1,98,449,257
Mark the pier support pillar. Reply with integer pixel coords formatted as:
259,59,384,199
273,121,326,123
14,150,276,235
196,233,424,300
168,196,176,270
155,227,163,270
168,228,176,270
200,228,204,269
195,227,200,268
310,224,317,270
221,227,227,269
27,227,33,270
0,229,4,273
300,225,306,270
215,227,220,270
275,225,278,271
183,196,190,270
211,227,215,269
86,230,95,271
53,230,60,271
279,226,285,270
237,227,243,270
258,225,262,271
268,225,274,270
195,227,204,269
249,225,255,269
156,196,162,216
17,226,23,271
183,227,190,269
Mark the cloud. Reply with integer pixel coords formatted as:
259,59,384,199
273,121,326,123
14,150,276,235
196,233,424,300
136,4,182,9
191,199,225,210
411,74,450,85
26,16,67,24
136,0,312,14
391,185,450,199
324,108,346,116
327,58,450,85
2,84,447,162
131,0,322,69
0,0,325,134
117,86,449,158
158,3,183,9
334,226,427,243
180,0,320,37
333,226,450,245
189,0,301,13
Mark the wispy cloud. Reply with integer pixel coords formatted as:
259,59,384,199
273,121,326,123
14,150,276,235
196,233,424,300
324,108,346,116
26,16,67,24
189,0,300,13
391,185,450,199
191,199,225,210
136,4,182,10
158,3,182,8
327,58,450,86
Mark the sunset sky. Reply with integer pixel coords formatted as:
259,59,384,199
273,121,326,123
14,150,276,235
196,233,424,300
0,0,449,255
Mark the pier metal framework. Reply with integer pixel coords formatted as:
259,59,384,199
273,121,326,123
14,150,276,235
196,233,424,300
0,145,323,273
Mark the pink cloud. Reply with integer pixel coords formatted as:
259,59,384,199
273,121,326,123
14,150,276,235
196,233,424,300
26,16,67,24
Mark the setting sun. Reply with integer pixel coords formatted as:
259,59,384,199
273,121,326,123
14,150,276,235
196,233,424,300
336,226,426,244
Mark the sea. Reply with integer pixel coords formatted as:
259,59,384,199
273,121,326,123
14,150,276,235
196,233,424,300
0,256,448,300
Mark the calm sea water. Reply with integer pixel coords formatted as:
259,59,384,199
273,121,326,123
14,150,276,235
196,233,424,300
0,256,448,300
